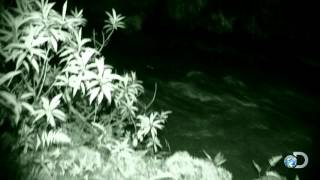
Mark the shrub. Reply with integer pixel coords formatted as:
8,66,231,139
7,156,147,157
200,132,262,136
0,1,172,179
0,3,172,180
0,0,170,155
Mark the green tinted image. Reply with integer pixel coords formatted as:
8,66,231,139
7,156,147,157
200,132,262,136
0,0,317,179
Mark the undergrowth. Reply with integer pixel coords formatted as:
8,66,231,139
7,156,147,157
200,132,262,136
0,0,173,179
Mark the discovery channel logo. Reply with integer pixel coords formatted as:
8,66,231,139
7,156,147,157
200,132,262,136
284,152,309,169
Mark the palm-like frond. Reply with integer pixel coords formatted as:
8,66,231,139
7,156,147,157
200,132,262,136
118,99,138,121
136,111,171,152
103,8,125,32
137,113,164,140
146,136,162,152
33,94,66,127
62,47,96,96
86,57,122,105
114,72,144,107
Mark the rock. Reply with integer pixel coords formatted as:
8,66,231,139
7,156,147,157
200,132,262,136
165,151,232,180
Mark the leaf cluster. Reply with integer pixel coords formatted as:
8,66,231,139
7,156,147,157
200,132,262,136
0,0,170,157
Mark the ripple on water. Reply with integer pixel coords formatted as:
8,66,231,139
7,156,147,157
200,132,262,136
168,81,216,102
147,71,315,180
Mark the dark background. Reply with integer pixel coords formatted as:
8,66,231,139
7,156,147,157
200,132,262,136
60,0,320,95
2,0,319,95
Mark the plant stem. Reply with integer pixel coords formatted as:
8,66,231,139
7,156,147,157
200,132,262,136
164,138,171,152
69,104,86,121
69,104,93,131
97,29,114,53
43,60,69,97
93,103,98,122
145,83,157,111
10,78,24,92
92,29,97,49
85,111,95,120
36,59,48,100
129,116,137,133
22,75,34,93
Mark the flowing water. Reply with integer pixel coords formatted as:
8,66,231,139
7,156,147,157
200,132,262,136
106,42,318,179
151,72,317,179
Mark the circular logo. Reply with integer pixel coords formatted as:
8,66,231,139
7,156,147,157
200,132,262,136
284,155,297,168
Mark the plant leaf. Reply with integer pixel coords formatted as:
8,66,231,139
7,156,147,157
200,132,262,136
268,155,283,167
29,58,40,74
265,171,281,178
0,91,17,105
50,36,58,52
252,160,261,173
214,152,227,166
88,87,100,104
50,94,62,109
32,36,49,47
16,51,27,69
91,122,105,133
22,61,30,73
52,109,66,122
32,48,47,60
41,97,50,110
21,92,34,100
97,91,104,105
36,135,41,150
33,110,46,124
62,1,67,20
21,102,35,115
46,112,56,127
102,85,112,104
0,70,21,86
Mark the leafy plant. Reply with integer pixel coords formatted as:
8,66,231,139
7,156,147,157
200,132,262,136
202,150,227,166
86,57,122,105
252,155,288,180
1,0,170,166
0,1,172,179
104,8,125,32
33,94,66,128
136,111,171,152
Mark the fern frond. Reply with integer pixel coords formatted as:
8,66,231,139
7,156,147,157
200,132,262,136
36,129,71,150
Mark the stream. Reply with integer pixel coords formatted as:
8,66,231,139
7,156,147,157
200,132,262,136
105,37,318,179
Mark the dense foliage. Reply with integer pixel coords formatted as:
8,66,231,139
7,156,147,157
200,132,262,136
0,0,171,153
0,0,174,178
